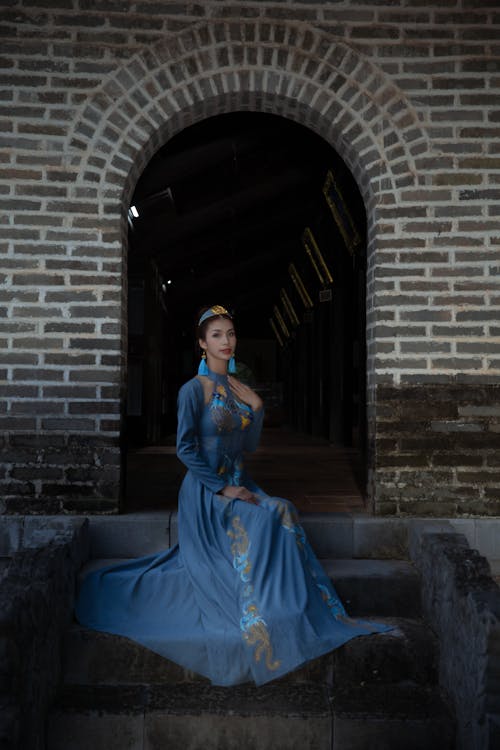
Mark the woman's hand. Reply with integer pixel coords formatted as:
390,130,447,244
227,376,263,412
219,485,259,505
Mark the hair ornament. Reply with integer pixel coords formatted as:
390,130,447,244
198,305,231,327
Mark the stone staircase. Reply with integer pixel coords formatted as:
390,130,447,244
47,514,456,750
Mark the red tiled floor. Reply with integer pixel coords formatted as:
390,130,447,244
125,426,368,514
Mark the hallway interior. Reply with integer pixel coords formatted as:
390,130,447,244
125,426,368,514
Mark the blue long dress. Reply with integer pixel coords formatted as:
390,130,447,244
75,369,393,686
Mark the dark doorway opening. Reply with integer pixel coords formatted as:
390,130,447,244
124,112,367,512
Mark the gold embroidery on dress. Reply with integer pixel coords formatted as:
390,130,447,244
243,611,281,671
208,382,253,434
267,499,294,529
265,498,304,549
227,516,252,581
227,516,280,672
240,414,251,430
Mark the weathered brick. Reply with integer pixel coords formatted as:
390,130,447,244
12,338,63,350
41,418,96,431
0,385,38,398
10,466,64,480
43,353,96,365
0,353,38,365
69,337,120,350
68,401,120,415
68,369,120,383
41,386,96,399
44,322,95,333
69,305,120,318
13,369,64,382
10,401,65,415
0,417,37,430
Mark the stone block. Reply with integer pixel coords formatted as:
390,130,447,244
332,684,454,750
144,684,332,750
23,516,89,561
0,518,23,556
408,520,455,561
63,625,199,687
333,617,438,688
448,519,477,549
300,513,353,558
47,710,143,750
144,713,331,750
87,513,170,558
324,559,422,617
474,519,500,562
49,683,332,750
352,518,409,559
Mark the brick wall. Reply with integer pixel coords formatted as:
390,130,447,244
0,1,499,515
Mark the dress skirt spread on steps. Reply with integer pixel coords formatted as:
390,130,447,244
75,370,394,687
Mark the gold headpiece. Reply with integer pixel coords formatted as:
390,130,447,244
198,305,231,326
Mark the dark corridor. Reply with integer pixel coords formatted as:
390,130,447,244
124,112,368,512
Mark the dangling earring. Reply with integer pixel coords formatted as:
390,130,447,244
198,351,209,375
228,355,236,374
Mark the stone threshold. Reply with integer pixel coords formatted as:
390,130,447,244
1,512,499,572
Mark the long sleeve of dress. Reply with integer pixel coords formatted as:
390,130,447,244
243,406,264,452
176,379,227,494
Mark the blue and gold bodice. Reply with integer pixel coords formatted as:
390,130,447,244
176,371,264,493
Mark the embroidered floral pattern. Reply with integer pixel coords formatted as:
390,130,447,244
317,582,347,618
209,384,254,434
263,498,305,549
227,516,280,672
227,516,252,582
217,454,243,485
262,497,351,623
241,605,281,671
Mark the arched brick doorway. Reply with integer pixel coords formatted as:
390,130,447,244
67,20,426,513
124,110,368,510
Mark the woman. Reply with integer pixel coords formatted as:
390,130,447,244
75,305,393,686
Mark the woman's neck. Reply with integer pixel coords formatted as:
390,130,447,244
206,357,227,376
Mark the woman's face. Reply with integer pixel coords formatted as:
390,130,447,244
199,317,236,367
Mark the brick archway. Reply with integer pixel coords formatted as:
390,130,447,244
69,24,427,325
70,19,426,201
64,19,428,510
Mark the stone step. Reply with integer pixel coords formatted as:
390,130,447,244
48,683,332,750
79,557,421,618
322,558,422,618
331,617,438,689
47,682,454,750
63,617,437,689
79,512,416,561
331,683,455,750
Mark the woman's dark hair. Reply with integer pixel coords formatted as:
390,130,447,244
196,305,234,342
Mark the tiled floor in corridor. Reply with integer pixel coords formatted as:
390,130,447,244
126,427,368,514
